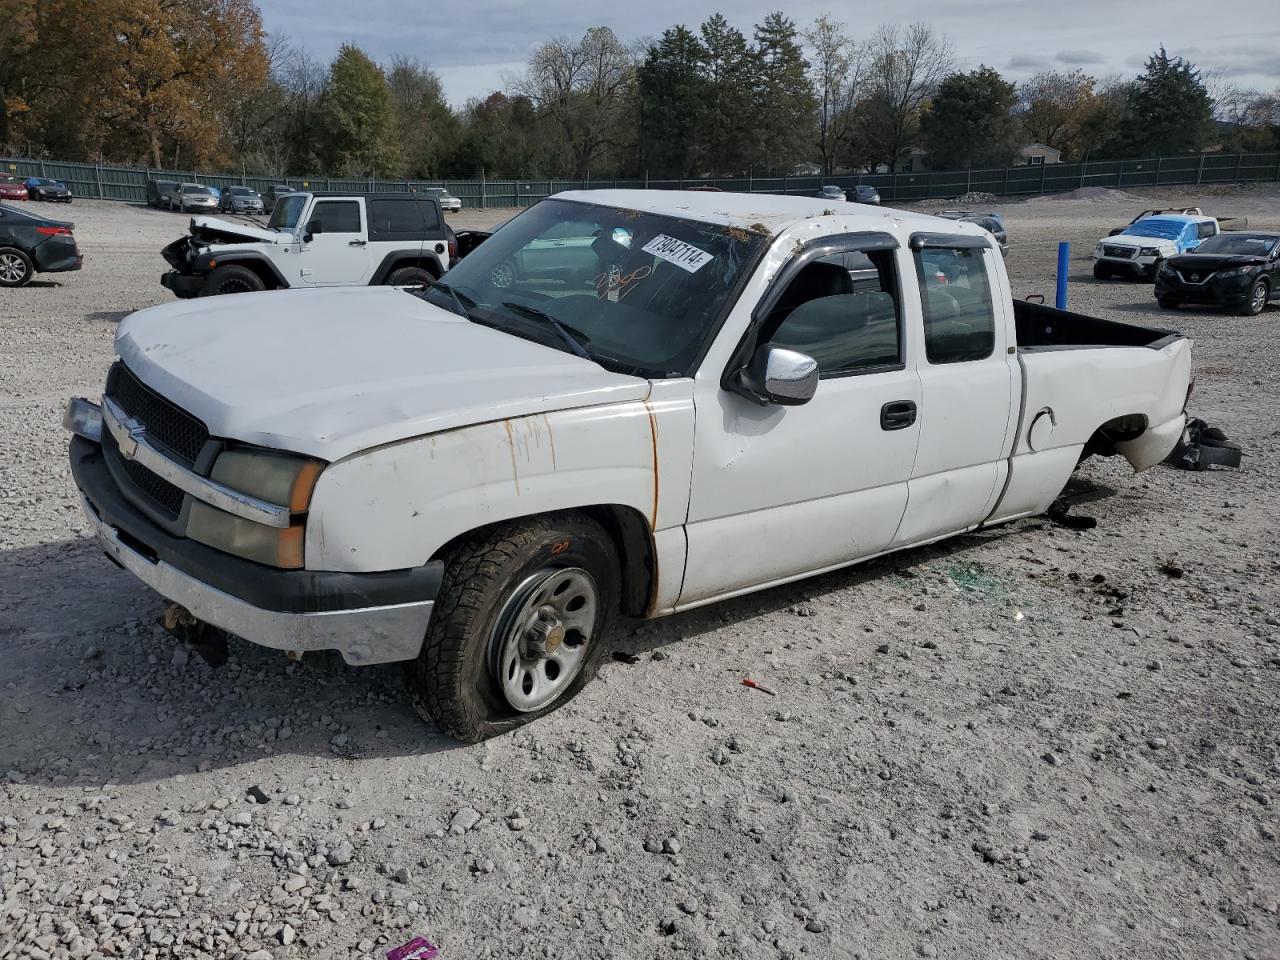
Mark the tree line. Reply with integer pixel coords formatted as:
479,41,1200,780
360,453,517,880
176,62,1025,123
2,1,1277,181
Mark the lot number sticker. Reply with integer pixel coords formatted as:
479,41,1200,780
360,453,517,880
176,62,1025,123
642,234,715,273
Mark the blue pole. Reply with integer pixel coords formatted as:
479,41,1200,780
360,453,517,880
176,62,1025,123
1055,241,1070,309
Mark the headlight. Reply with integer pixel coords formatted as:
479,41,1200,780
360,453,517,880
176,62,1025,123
185,449,324,568
1139,247,1160,257
1159,261,1175,275
1218,265,1256,278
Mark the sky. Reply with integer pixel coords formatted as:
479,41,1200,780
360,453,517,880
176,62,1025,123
258,0,1280,107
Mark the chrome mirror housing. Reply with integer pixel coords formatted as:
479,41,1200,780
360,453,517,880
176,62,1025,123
738,344,819,406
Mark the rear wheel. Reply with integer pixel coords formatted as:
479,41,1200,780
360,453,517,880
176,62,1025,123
385,266,435,287
201,264,265,296
407,513,618,742
0,247,34,287
1241,279,1269,317
1093,263,1111,281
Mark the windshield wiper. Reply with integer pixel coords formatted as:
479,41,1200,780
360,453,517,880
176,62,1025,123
501,301,593,361
427,280,472,320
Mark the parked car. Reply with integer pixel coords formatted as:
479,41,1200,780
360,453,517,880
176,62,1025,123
1093,214,1220,280
0,202,83,287
146,179,177,209
24,177,73,202
1154,231,1280,316
816,185,846,201
65,189,1191,742
849,185,881,205
421,187,462,213
219,185,265,215
166,183,218,213
263,184,296,212
938,210,1007,256
206,186,222,205
1107,208,1203,236
0,175,29,201
160,191,452,297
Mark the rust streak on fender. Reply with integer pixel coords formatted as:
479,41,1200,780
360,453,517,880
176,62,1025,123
543,413,557,471
644,401,659,530
501,419,521,496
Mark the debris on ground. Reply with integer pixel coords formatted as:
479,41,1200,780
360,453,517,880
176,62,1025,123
741,678,776,696
1164,417,1242,471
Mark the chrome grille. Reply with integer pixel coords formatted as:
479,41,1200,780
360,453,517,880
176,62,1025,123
104,430,185,518
106,363,209,465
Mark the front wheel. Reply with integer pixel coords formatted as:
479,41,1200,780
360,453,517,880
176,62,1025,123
1241,279,1269,317
385,266,435,286
407,513,618,742
0,247,34,287
200,264,265,296
1157,297,1179,310
1093,263,1111,281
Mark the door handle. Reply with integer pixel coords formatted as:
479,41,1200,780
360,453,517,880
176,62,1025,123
349,239,366,247
880,400,917,431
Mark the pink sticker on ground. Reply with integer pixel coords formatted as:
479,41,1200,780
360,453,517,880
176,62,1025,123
386,937,439,960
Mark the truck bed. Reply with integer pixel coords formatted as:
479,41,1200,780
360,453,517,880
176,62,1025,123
1014,300,1181,351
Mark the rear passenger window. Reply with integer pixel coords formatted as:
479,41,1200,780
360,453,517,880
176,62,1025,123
368,199,438,240
765,249,902,377
312,200,361,234
1196,222,1214,239
914,247,995,364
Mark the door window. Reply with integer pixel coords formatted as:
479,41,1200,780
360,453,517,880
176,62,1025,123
914,246,996,364
764,251,902,377
1196,221,1215,240
311,200,361,234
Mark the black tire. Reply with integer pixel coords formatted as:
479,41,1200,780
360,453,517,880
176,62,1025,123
385,266,435,286
1241,279,1269,317
1157,297,1179,310
1146,258,1163,282
1093,263,1111,281
200,264,265,296
408,513,619,743
0,247,34,287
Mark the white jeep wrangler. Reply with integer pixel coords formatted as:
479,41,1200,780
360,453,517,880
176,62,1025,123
160,191,454,297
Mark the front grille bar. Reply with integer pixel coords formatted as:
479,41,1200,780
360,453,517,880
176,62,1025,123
101,395,291,528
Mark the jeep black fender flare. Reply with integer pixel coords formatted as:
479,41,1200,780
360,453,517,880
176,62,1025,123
192,251,289,289
370,248,447,285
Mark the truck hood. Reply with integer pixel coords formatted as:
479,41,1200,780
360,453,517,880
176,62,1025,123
114,287,651,461
189,215,285,245
1102,234,1178,251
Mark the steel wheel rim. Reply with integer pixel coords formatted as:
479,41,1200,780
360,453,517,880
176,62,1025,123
0,253,25,283
488,567,598,713
491,261,515,288
1252,284,1266,312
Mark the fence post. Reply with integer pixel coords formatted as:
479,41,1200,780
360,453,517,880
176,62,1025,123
1196,153,1205,185
1039,162,1047,195
1155,156,1162,187
965,166,971,194
644,169,649,190
480,169,486,210
1003,166,1010,195
39,158,45,177
94,164,103,199
1234,153,1243,183
748,167,753,194
783,175,788,196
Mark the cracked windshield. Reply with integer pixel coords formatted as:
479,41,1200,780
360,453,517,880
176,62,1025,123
419,198,767,377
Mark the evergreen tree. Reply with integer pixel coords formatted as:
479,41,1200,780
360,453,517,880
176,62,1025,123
1122,47,1213,155
635,26,708,178
699,14,755,176
318,45,400,177
750,13,816,175
921,66,1019,169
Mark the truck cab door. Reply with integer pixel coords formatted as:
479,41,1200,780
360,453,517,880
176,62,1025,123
680,232,922,606
298,199,369,285
889,234,1018,547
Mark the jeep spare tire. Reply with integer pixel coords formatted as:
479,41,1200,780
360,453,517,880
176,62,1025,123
201,264,265,296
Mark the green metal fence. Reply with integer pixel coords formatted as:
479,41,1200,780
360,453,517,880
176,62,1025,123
4,151,1278,210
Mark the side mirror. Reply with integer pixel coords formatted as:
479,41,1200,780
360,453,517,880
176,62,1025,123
736,343,818,406
303,219,322,243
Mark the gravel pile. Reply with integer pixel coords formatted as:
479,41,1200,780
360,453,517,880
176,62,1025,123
2,190,1280,959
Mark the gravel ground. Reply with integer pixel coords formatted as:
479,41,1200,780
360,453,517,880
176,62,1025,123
2,188,1279,960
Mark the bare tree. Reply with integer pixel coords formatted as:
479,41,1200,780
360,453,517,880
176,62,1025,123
803,15,867,175
855,22,953,171
515,26,634,178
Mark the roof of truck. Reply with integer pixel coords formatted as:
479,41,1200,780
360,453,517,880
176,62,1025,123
552,189,977,239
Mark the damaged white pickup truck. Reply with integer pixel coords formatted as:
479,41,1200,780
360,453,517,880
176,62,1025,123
66,190,1193,741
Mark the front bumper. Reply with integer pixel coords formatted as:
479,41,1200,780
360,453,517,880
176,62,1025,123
1154,272,1254,305
1095,254,1158,276
161,270,204,298
67,413,441,666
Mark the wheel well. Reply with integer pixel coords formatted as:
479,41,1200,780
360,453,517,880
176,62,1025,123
385,256,441,280
430,505,657,618
218,259,280,289
1083,413,1148,458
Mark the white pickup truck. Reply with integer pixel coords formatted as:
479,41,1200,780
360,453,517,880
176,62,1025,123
66,190,1193,741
